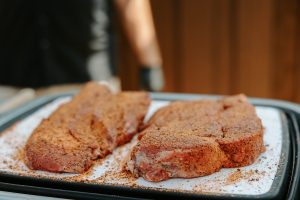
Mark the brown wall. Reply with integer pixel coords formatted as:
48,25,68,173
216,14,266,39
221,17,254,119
118,0,300,103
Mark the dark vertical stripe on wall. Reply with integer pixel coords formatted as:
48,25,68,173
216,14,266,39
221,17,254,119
173,0,183,92
229,0,238,94
211,0,219,94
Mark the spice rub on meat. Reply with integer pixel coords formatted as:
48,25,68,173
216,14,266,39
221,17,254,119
127,94,264,182
24,82,150,173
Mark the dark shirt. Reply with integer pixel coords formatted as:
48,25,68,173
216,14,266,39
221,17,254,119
0,0,112,88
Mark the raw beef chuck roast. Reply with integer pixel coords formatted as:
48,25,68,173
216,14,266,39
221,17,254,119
24,82,150,173
127,94,264,182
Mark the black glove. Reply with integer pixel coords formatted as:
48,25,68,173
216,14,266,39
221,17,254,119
139,66,164,91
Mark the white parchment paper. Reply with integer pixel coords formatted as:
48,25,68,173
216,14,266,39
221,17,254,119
0,98,283,195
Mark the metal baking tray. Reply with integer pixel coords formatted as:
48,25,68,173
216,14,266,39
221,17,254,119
0,92,299,200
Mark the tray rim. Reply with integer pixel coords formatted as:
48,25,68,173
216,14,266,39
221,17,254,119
0,92,298,200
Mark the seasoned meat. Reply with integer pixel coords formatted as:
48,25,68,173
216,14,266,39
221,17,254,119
24,82,150,173
127,94,264,182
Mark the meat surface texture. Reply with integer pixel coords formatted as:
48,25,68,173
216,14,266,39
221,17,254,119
127,94,264,182
24,82,150,173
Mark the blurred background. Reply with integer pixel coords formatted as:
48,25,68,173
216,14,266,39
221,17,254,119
1,0,300,115
120,0,300,103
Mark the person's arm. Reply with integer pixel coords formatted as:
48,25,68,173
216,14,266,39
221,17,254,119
114,0,164,91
